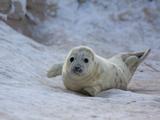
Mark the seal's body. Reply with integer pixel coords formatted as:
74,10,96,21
47,46,150,96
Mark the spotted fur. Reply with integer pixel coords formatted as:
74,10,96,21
47,46,151,96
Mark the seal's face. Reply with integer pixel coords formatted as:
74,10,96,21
66,46,95,78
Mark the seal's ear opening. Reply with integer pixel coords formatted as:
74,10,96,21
122,49,151,74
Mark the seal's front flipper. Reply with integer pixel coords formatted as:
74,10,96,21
47,63,63,78
123,49,151,74
80,85,102,96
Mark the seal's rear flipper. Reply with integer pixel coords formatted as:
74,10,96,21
47,63,63,78
133,49,151,61
123,49,151,74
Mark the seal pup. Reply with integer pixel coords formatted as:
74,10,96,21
47,46,150,96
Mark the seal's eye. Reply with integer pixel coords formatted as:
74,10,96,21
70,57,74,63
84,58,89,63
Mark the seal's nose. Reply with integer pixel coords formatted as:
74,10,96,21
73,65,82,73
75,66,81,71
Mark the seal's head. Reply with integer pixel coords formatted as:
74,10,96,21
65,46,95,78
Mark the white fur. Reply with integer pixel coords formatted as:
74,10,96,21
62,46,134,96
48,46,150,96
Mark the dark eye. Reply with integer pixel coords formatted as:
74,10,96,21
70,57,74,63
84,58,89,63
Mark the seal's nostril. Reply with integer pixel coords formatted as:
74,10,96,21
75,66,80,71
73,66,82,73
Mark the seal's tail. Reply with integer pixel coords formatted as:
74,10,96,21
123,49,151,74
